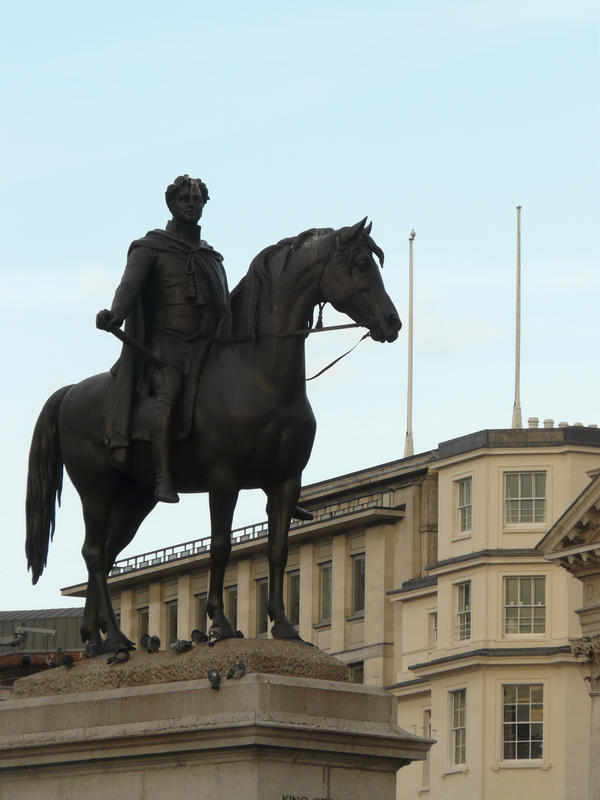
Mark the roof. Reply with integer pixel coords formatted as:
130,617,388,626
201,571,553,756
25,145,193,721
0,608,84,622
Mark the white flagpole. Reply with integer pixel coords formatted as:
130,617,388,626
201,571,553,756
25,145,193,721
404,229,416,457
512,206,523,428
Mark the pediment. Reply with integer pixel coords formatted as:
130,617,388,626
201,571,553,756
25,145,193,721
537,475,600,555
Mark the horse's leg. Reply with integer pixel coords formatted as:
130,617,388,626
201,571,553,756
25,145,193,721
266,476,302,640
206,482,239,640
101,482,156,651
79,491,114,655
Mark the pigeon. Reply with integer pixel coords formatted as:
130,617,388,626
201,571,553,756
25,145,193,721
61,654,75,670
226,661,246,680
191,629,208,644
208,668,221,690
107,649,130,666
171,639,193,653
141,634,160,653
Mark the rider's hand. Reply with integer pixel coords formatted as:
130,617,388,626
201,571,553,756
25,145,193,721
96,309,122,331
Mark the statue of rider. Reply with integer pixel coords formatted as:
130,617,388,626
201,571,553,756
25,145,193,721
96,175,228,504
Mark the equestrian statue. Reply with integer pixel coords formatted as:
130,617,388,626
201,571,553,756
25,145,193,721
25,175,402,655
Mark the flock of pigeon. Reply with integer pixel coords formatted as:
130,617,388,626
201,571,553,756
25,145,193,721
60,629,247,690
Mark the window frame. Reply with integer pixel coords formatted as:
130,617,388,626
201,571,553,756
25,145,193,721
286,570,300,628
449,688,467,766
456,581,471,641
428,611,438,648
504,471,547,526
319,561,332,623
501,683,544,762
351,553,365,615
457,476,473,535
166,599,178,646
503,575,546,636
256,578,269,637
224,585,238,631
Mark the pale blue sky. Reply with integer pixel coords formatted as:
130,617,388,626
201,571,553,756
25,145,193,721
1,1,598,609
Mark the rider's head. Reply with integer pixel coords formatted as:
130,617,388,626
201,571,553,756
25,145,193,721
165,175,209,226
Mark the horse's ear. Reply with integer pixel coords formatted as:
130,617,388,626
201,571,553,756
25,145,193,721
364,221,372,236
340,217,368,244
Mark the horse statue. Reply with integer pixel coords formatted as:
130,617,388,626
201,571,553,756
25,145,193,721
25,218,401,654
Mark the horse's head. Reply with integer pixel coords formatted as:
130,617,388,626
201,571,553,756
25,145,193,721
321,219,401,342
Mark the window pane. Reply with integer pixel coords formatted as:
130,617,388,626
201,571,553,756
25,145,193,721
256,580,268,635
535,473,546,497
352,555,365,614
520,579,532,605
505,578,518,605
520,500,533,522
319,563,332,620
521,473,533,497
531,686,543,703
531,740,543,759
506,474,519,498
534,578,545,605
534,501,546,522
504,686,516,703
287,571,300,626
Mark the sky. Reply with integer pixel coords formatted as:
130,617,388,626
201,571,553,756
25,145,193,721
0,1,598,610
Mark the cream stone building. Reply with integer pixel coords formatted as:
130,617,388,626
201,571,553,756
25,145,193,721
63,422,600,799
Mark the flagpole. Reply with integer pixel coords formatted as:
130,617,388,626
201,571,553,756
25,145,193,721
404,229,416,457
512,206,523,428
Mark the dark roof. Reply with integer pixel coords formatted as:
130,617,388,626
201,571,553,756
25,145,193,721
0,608,84,621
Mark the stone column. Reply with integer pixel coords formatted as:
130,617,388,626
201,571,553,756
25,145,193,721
119,589,135,642
236,559,252,638
177,575,194,639
148,581,165,643
571,636,600,800
330,535,347,652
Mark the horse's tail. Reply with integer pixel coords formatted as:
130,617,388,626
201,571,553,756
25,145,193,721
25,385,73,584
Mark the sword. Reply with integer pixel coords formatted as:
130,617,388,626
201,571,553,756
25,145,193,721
106,326,167,370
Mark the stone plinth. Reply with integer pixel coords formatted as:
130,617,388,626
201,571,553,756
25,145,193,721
0,672,430,800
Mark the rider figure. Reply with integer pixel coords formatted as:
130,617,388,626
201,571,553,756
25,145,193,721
96,175,228,504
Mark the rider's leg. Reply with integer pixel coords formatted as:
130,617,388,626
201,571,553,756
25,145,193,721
151,365,183,503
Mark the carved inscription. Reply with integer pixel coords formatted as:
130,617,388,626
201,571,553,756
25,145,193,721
281,795,334,800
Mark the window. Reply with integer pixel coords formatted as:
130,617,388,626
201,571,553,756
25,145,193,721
225,586,238,631
423,708,432,786
287,571,300,627
450,689,467,765
351,554,365,614
456,582,471,640
504,577,546,634
457,477,472,534
166,600,178,645
137,606,149,641
319,562,332,622
505,472,546,524
349,661,364,684
502,685,543,760
428,612,438,648
195,594,207,634
256,579,268,636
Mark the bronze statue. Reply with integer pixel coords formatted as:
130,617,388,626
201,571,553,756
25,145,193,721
25,177,401,655
97,175,227,504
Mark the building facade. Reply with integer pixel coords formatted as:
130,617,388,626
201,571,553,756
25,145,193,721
62,423,600,799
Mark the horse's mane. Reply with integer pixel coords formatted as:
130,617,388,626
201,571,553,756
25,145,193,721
218,227,335,342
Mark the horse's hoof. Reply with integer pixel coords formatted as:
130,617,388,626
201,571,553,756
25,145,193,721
271,621,302,640
85,641,103,659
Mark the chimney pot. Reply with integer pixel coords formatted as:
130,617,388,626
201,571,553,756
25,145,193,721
558,422,568,428
574,422,583,427
528,417,539,429
589,424,598,429
543,419,554,429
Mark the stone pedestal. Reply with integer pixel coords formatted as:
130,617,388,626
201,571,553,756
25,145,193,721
0,673,430,800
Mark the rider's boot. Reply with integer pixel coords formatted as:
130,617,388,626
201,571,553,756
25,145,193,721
151,399,179,504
